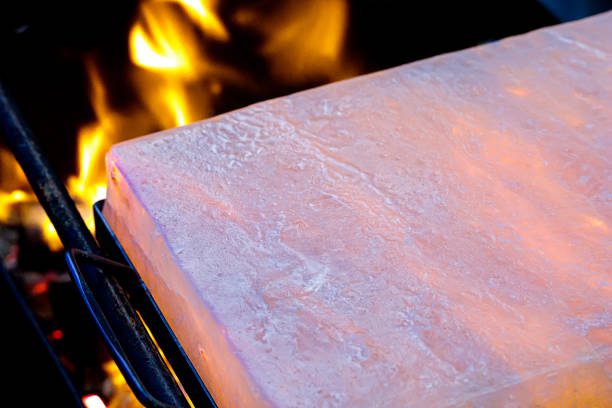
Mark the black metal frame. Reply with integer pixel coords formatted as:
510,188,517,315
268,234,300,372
0,82,215,407
65,201,217,407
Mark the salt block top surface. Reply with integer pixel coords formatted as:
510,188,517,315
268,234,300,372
105,12,612,408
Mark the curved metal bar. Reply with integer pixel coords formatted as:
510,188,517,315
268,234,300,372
65,251,173,408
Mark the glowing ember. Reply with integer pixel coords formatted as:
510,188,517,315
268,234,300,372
82,394,107,408
49,329,64,341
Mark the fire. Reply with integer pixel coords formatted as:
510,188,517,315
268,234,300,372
0,149,30,225
0,189,30,222
179,0,228,41
130,0,228,75
0,149,63,251
0,0,358,255
102,360,144,408
66,61,116,234
130,3,200,76
235,0,357,82
162,84,190,126
67,125,108,231
129,0,237,129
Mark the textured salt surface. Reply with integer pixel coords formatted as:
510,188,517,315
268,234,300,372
104,12,612,407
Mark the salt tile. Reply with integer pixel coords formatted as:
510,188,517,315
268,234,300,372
104,12,612,407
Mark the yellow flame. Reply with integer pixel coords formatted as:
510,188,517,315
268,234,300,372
236,0,356,82
63,61,117,241
9,190,27,202
68,126,104,197
129,0,228,77
0,0,231,252
167,88,189,126
103,360,144,408
130,16,195,75
0,190,27,224
66,124,108,234
43,219,63,252
129,0,228,130
0,149,62,250
0,149,28,189
0,142,104,251
87,60,118,137
0,188,31,226
0,59,115,251
161,82,197,127
175,0,229,41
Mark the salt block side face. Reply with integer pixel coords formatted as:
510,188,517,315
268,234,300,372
105,12,612,408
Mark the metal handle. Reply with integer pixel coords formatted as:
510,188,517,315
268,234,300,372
92,201,218,408
66,250,175,408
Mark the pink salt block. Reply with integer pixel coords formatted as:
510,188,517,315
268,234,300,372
104,12,612,407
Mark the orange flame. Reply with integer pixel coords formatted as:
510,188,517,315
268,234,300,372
0,64,111,250
0,149,63,251
130,3,200,77
235,0,357,82
102,360,144,408
177,0,229,41
130,0,228,75
66,61,116,234
129,0,232,128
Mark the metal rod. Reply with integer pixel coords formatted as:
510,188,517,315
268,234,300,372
0,82,188,408
0,84,97,252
